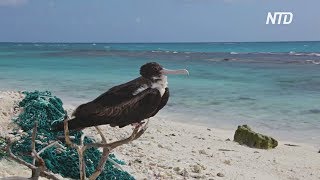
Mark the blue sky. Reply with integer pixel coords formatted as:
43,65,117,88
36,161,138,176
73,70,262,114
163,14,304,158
0,0,319,42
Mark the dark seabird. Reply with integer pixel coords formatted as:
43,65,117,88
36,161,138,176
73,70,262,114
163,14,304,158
53,62,188,131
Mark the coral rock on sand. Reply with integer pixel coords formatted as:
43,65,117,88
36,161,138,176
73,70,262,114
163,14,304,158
234,125,278,149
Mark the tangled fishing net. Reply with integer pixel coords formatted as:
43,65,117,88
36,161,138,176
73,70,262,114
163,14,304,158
5,91,134,180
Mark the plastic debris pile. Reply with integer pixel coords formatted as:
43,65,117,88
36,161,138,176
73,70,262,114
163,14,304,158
9,91,134,180
0,137,6,159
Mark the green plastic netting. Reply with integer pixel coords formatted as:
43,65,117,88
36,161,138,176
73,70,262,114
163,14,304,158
0,137,6,159
5,91,134,180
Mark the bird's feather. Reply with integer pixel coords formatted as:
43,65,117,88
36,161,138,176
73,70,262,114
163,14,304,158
54,82,164,131
150,88,169,116
69,88,161,130
53,77,169,131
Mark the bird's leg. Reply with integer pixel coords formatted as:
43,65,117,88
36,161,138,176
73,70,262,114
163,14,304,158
142,119,150,131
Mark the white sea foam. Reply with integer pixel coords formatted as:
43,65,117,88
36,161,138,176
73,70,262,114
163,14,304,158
291,53,304,56
308,53,320,56
289,52,320,57
305,60,320,64
288,51,305,56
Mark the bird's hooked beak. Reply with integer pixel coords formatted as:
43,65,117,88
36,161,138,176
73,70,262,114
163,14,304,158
160,68,189,76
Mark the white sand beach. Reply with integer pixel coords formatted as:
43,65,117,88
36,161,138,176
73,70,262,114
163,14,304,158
0,91,319,180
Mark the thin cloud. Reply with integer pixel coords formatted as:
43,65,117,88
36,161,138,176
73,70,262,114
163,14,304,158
0,0,28,7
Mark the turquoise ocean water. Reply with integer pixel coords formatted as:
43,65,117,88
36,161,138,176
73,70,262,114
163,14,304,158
0,42,319,145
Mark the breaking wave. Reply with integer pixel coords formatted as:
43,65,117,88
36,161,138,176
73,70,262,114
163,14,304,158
306,60,320,65
289,52,320,57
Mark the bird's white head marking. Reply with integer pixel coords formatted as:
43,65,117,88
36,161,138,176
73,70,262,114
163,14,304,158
151,75,168,96
132,76,168,97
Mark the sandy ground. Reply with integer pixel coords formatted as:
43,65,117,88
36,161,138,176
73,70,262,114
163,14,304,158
0,91,24,138
1,91,320,180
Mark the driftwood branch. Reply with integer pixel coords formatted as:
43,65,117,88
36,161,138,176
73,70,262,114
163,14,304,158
63,117,149,180
88,126,109,180
37,141,65,155
63,118,86,180
31,121,45,179
5,121,61,180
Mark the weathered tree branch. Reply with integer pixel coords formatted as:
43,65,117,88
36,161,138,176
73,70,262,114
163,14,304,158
37,141,65,156
31,121,45,180
5,122,61,180
63,116,149,180
88,126,110,180
63,117,86,180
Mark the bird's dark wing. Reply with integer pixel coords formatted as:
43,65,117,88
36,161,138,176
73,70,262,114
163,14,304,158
72,77,149,118
150,88,169,116
67,88,162,129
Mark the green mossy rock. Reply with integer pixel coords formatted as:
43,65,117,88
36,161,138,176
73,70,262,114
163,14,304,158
234,125,278,149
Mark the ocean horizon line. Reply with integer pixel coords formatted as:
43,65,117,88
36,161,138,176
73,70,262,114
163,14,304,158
1,40,320,44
